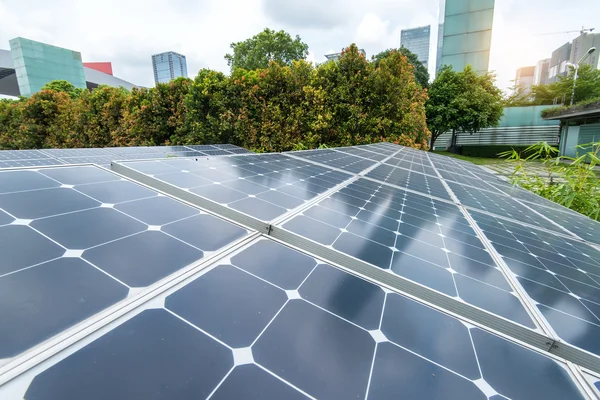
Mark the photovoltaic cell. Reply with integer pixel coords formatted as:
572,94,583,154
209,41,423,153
281,178,535,327
523,203,600,245
447,181,567,234
0,165,247,361
288,149,378,174
5,238,587,400
119,154,352,221
468,209,600,357
366,163,453,200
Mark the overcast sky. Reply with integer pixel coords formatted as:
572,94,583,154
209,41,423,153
1,0,599,92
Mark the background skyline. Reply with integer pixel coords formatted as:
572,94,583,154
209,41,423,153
1,0,599,91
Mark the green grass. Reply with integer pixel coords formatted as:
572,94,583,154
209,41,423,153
433,151,504,165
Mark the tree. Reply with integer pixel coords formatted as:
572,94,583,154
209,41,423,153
225,28,309,71
426,65,503,150
555,64,600,105
373,47,429,88
41,80,84,99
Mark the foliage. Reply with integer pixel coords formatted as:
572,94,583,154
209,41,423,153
499,142,600,221
41,80,84,99
372,47,429,88
0,44,430,152
505,64,600,107
426,65,503,150
225,28,309,71
541,98,600,118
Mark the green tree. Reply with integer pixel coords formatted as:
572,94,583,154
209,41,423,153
225,28,309,71
41,80,84,99
426,65,503,150
555,64,600,105
373,47,430,88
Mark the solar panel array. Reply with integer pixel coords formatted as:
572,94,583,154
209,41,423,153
2,142,600,399
0,144,252,169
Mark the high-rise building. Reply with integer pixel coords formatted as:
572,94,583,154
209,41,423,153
533,58,550,86
515,66,535,94
570,32,600,70
9,37,87,97
400,26,431,68
548,42,572,83
152,51,188,85
436,0,495,76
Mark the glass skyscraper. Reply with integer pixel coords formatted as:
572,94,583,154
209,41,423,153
400,26,431,68
436,0,495,76
9,37,86,97
152,51,188,85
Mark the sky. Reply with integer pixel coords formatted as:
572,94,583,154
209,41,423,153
1,0,599,93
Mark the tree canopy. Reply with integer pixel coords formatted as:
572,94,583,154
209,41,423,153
224,28,309,71
426,65,503,150
0,45,430,152
373,47,430,88
505,64,600,107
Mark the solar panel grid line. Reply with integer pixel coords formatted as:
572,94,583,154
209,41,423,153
360,174,457,205
273,152,358,176
457,203,593,246
511,196,587,241
268,225,561,352
426,156,554,335
111,161,271,234
0,230,262,386
4,235,591,399
285,151,380,176
568,365,600,400
458,204,559,338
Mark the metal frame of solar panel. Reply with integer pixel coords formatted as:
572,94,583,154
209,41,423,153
2,142,600,399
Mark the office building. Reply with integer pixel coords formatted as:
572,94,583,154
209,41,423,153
436,0,495,76
0,37,137,97
534,58,550,86
515,66,535,94
152,51,188,85
324,49,367,62
400,26,431,68
570,32,600,70
548,42,572,83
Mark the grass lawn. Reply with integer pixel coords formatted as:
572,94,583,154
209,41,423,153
432,151,505,165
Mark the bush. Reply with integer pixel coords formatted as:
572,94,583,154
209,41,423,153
499,141,600,221
0,45,430,152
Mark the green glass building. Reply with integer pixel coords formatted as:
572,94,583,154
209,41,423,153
436,0,495,76
9,37,86,96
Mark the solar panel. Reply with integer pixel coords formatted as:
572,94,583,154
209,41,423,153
0,165,248,363
288,149,378,174
115,154,353,222
280,178,535,327
1,142,600,398
0,144,253,170
366,163,453,200
3,238,589,399
469,209,600,357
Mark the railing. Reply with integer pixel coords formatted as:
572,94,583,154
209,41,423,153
434,125,560,149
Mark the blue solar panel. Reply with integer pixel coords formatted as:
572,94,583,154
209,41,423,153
1,142,598,398
4,238,587,399
118,154,352,221
0,165,247,361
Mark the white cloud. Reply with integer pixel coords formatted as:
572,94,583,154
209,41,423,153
1,0,599,92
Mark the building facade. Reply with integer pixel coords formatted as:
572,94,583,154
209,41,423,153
436,0,495,76
400,26,431,68
152,51,188,85
515,66,535,94
533,58,550,86
548,42,572,83
9,37,87,97
0,38,139,97
570,32,600,69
